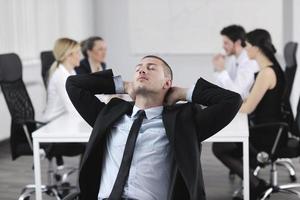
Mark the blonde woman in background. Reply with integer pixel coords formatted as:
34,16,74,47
42,38,81,122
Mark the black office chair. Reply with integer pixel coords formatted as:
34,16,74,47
0,53,84,200
257,96,300,199
0,53,62,199
62,191,80,200
40,50,55,88
281,41,298,126
232,42,299,199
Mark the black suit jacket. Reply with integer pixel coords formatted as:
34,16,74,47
75,58,106,74
66,70,242,200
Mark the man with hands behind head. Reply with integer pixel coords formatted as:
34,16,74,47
66,55,242,200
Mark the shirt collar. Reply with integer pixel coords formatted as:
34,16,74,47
236,49,248,65
131,105,163,120
58,64,76,76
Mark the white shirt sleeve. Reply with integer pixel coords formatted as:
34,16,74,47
186,85,195,102
113,75,125,93
214,60,256,99
54,71,77,113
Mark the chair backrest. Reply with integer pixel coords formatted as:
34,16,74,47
0,53,22,82
0,53,36,159
40,50,55,88
294,97,300,137
0,53,35,123
282,42,298,104
284,42,298,68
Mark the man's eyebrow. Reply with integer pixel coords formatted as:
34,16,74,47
147,62,158,66
136,62,158,67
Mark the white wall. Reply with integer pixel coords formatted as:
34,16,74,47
95,0,287,87
128,0,283,54
293,0,300,43
95,0,215,88
289,0,300,117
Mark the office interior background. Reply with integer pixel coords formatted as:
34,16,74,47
1,0,300,199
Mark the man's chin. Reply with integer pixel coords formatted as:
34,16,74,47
225,52,232,56
135,86,153,95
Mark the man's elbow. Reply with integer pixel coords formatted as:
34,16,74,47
235,93,243,108
65,75,76,90
65,75,78,98
228,92,243,113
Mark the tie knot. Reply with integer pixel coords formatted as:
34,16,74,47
136,110,146,119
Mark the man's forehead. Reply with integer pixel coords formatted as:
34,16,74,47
140,57,163,65
222,35,232,43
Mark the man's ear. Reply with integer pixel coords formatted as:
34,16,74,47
235,39,242,47
163,79,172,90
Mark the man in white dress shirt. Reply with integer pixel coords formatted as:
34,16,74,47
213,25,259,100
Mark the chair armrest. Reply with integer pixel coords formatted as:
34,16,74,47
249,122,289,131
18,119,47,129
24,119,47,126
251,122,289,161
62,191,80,200
16,119,47,127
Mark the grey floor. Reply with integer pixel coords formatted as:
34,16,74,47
1,140,300,200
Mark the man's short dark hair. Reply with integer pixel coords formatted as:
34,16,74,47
220,25,246,47
143,55,173,80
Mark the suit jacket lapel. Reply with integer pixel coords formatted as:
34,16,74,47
81,100,133,166
162,105,177,146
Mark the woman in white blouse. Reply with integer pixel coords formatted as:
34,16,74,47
42,38,81,122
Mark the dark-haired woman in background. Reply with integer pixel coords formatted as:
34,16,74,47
212,29,285,200
75,36,107,74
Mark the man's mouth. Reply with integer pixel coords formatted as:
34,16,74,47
138,76,148,81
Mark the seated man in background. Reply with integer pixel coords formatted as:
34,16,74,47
66,55,242,200
213,24,259,100
213,29,285,200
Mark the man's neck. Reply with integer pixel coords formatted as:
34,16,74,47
234,46,243,58
134,94,164,109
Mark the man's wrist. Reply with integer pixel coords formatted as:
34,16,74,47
180,88,188,101
113,75,124,93
186,86,195,102
123,81,129,94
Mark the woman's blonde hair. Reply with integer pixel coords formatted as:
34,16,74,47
48,38,80,80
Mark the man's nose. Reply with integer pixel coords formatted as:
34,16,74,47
138,67,146,74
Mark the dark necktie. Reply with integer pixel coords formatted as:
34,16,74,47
108,110,146,200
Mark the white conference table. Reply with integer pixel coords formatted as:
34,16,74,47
33,113,249,200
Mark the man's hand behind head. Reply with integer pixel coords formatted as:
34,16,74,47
124,81,136,101
164,87,187,106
